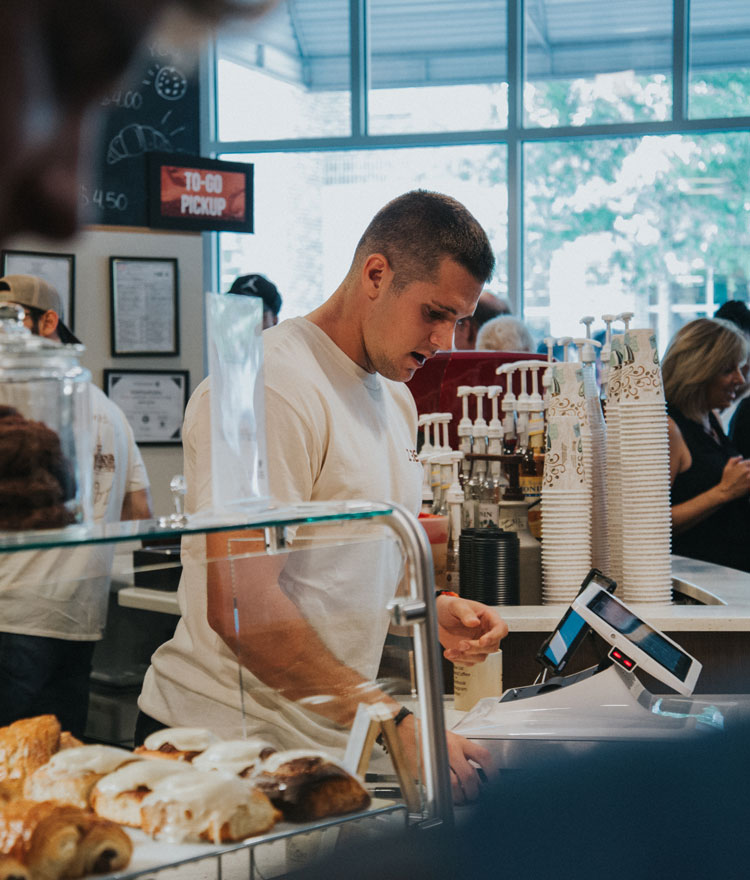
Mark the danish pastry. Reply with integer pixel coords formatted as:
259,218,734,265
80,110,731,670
23,746,135,809
133,728,219,762
140,771,279,844
90,759,195,828
191,739,276,777
253,750,370,822
0,717,62,792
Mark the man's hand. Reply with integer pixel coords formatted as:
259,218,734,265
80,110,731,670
397,716,496,805
436,594,508,666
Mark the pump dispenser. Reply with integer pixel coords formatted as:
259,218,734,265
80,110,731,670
580,315,595,339
496,365,518,453
437,413,453,453
515,363,532,454
456,386,474,482
600,314,616,406
617,311,634,331
557,336,573,362
463,386,490,527
543,336,556,363
445,451,465,590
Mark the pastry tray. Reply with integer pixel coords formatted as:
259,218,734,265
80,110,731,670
100,801,407,880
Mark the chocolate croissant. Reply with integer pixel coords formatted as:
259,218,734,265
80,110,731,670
0,800,85,880
0,855,29,880
0,800,132,880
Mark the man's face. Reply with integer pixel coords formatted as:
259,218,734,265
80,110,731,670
0,0,165,244
362,257,483,382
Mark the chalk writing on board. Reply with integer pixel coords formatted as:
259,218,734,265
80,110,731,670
84,45,199,228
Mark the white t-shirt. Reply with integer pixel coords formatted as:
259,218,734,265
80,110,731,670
0,385,149,640
140,317,423,753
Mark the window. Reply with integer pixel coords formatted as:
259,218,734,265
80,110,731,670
219,146,508,316
209,0,750,353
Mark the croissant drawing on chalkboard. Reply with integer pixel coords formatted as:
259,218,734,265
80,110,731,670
106,124,172,165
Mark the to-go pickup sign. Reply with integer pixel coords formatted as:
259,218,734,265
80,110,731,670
148,152,254,233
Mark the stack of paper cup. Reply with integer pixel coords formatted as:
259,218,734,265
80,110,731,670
541,404,591,605
607,330,672,604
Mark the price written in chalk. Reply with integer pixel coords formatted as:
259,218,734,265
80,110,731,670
80,185,129,212
100,90,143,110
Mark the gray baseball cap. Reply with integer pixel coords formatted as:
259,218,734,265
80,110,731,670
0,274,80,344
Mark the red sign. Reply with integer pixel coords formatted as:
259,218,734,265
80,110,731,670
159,165,246,222
148,153,253,233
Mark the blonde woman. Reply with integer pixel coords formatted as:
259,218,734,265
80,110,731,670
663,318,750,572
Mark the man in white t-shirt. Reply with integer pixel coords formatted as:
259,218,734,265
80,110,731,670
0,275,152,737
139,191,508,803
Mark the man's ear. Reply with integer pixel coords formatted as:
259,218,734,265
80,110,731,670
361,253,392,300
38,310,60,339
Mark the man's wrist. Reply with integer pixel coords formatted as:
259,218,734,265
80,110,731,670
375,706,413,747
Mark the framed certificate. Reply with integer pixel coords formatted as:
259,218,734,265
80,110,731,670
110,256,179,356
1,249,75,330
103,369,189,445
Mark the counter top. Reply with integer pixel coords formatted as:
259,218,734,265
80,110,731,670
118,555,749,629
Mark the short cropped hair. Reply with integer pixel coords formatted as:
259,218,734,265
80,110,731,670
715,299,750,335
476,315,534,352
662,318,749,420
352,190,495,290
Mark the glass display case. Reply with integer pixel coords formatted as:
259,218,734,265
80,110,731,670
0,499,451,879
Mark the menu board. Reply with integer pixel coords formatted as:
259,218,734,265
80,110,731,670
82,44,200,228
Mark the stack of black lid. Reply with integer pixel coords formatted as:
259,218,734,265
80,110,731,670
459,527,520,605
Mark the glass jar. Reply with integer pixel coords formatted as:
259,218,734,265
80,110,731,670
0,304,92,530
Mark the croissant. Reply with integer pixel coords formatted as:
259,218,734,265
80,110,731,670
0,800,132,880
0,800,83,880
60,815,132,878
0,718,61,788
0,855,29,880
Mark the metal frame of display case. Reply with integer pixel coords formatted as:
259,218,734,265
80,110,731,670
0,500,453,877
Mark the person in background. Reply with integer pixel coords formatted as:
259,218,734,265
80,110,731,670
228,273,283,329
0,0,274,248
663,317,750,573
476,314,534,352
713,300,750,436
0,274,153,737
453,290,511,349
138,191,509,804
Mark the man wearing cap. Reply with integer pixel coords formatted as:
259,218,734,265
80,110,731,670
0,274,153,737
228,274,283,329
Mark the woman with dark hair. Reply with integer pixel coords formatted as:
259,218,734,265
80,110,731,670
663,318,750,572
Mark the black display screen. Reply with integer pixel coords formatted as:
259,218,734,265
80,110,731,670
586,592,691,682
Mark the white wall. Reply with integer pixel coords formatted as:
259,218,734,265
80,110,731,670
4,227,207,516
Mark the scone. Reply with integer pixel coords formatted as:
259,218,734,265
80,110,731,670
133,728,219,762
191,739,277,777
253,750,370,822
23,745,136,809
0,716,62,791
140,771,280,844
90,759,196,828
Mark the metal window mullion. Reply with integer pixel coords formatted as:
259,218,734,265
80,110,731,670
673,0,689,123
507,0,525,316
350,0,369,138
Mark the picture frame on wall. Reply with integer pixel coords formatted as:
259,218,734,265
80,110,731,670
110,256,179,356
103,369,189,445
1,249,75,330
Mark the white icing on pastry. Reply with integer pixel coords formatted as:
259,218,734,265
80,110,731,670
42,745,134,776
192,739,274,775
94,759,197,794
141,771,257,843
142,727,220,752
259,750,337,774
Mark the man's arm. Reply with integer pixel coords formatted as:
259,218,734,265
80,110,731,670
120,487,153,521
205,529,400,727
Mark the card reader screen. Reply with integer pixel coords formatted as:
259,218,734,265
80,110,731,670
586,592,692,682
543,609,587,668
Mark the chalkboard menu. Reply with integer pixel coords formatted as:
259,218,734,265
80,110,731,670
82,44,200,228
